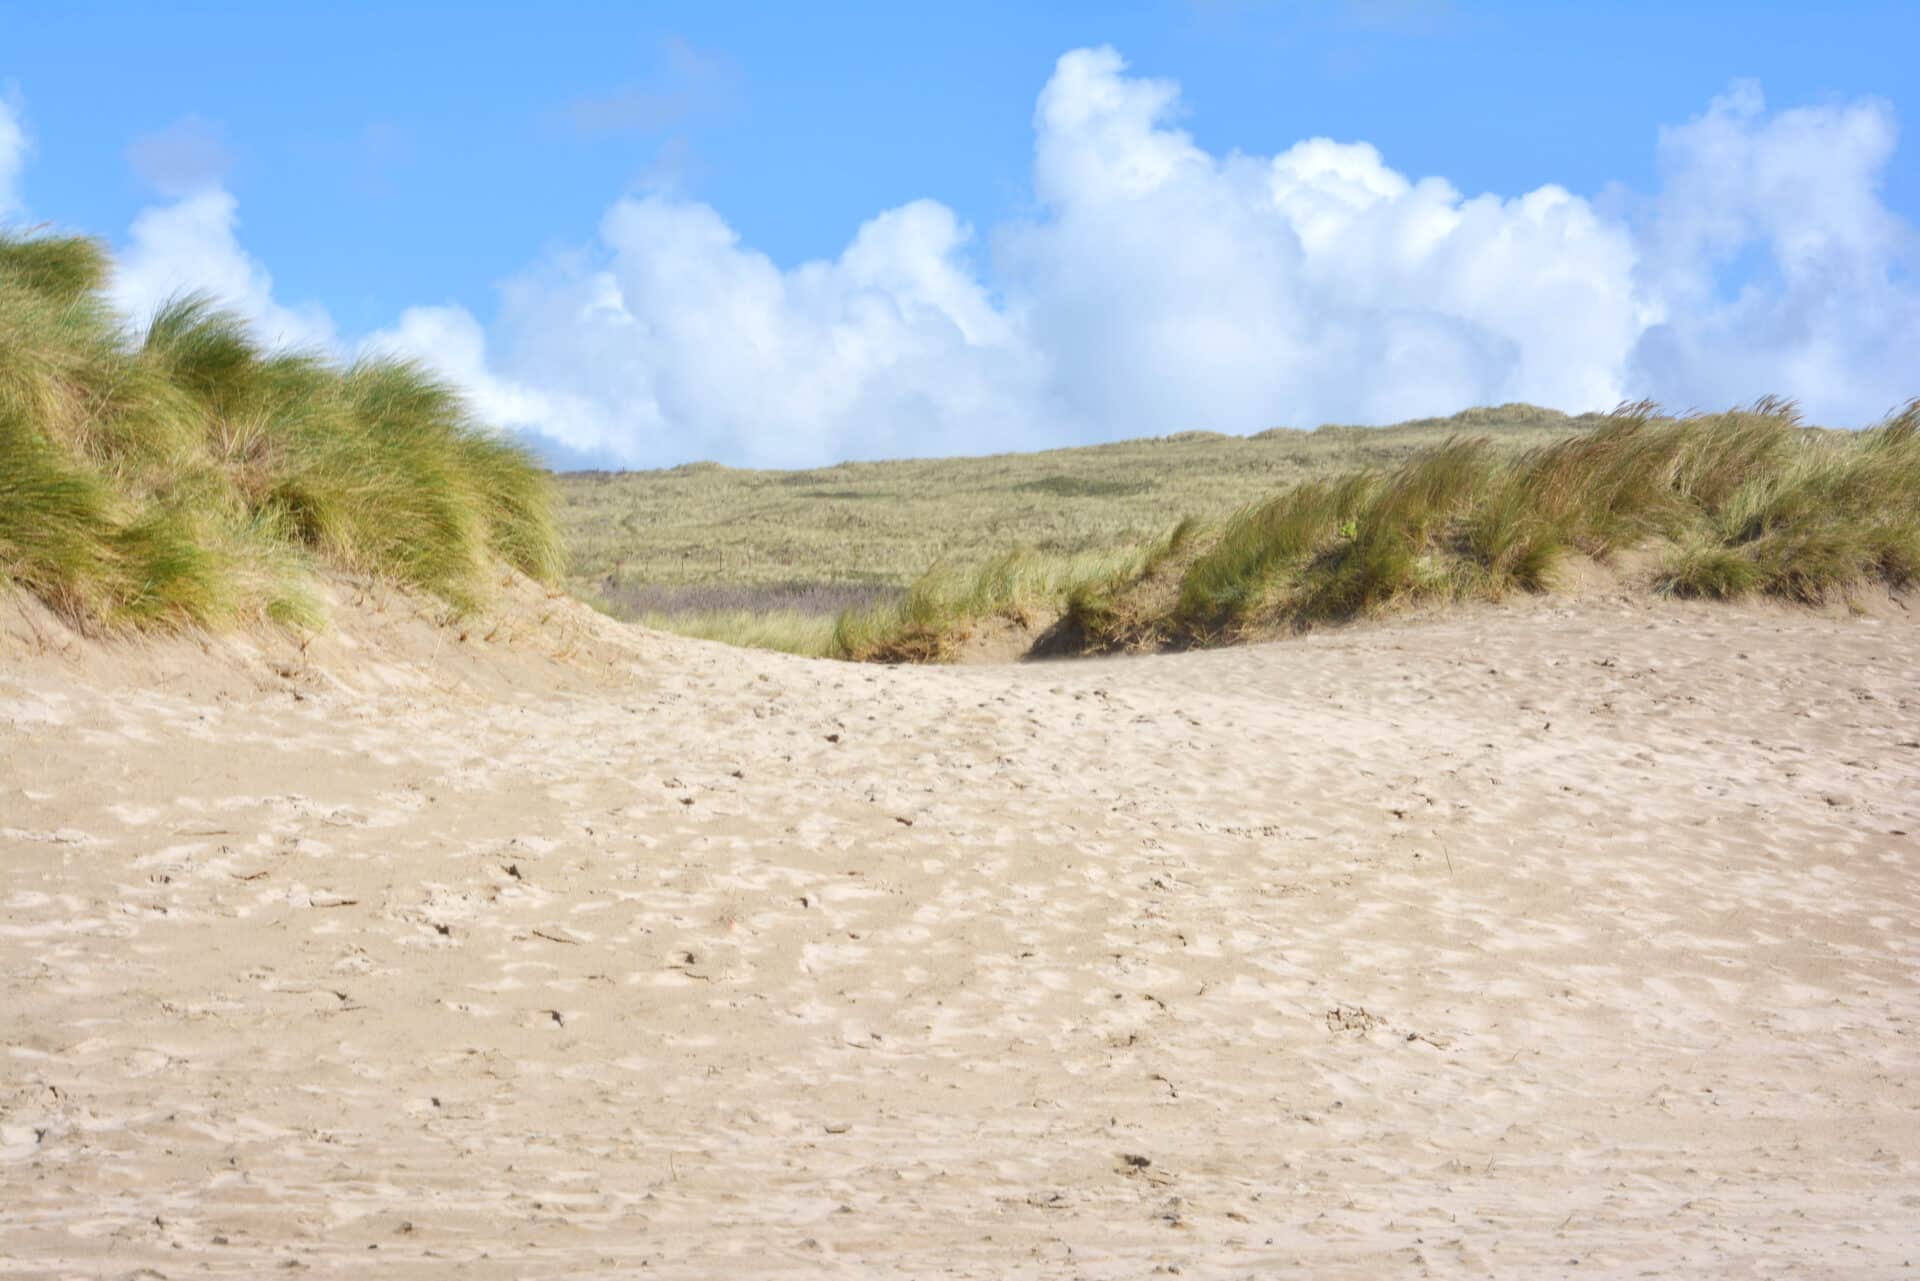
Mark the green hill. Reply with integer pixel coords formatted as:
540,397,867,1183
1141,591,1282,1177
557,404,1596,606
559,400,1918,661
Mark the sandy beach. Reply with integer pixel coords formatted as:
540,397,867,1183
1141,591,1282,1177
3,588,1917,1278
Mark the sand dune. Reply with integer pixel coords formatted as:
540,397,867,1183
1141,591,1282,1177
3,586,1918,1278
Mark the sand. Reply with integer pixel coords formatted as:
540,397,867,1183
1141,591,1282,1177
2,583,1918,1278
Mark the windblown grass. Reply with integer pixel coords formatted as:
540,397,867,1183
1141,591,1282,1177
833,542,1169,662
559,401,1614,655
834,399,1920,662
0,230,561,632
635,608,842,658
596,581,896,658
557,403,1597,605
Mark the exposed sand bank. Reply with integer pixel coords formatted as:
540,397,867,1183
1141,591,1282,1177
3,586,1917,1278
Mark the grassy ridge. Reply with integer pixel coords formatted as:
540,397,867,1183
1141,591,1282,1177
556,405,1596,600
841,400,1918,662
0,232,560,632
575,398,1917,662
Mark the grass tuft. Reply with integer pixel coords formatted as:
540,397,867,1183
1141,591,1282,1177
0,230,562,633
637,608,841,657
833,544,1159,662
0,234,110,304
816,398,1920,661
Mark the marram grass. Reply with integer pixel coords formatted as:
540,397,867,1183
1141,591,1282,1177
0,231,561,632
826,399,1920,662
558,403,1599,600
635,608,842,658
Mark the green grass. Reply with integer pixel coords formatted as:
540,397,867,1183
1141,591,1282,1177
556,403,1598,601
640,399,1912,662
0,231,561,632
563,396,1916,662
1052,400,1920,657
16,223,1895,659
832,542,1168,662
560,403,1599,655
633,608,842,657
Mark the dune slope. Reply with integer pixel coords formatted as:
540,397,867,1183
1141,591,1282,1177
2,594,1917,1278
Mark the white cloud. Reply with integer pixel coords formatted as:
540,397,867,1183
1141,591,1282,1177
1627,82,1920,422
369,302,595,440
1005,47,1647,433
2,96,333,354
375,195,1053,466
393,46,1913,466
384,46,1662,464
12,54,1920,465
110,187,337,352
0,96,27,219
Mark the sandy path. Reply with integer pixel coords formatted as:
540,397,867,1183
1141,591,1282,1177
3,599,1918,1278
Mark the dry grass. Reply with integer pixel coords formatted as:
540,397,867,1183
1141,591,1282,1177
0,231,560,632
564,397,1916,662
628,608,843,657
1054,400,1920,657
595,581,898,658
831,542,1170,662
560,404,1596,653
557,405,1596,601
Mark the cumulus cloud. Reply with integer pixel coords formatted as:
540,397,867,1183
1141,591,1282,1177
1,95,27,219
0,97,333,352
374,196,1052,466
15,52,1920,465
1006,47,1647,433
369,302,593,440
1627,82,1920,423
378,47,1658,464
110,186,337,352
380,46,1915,466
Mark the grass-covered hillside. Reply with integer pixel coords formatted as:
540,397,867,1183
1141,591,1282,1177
0,232,560,633
558,404,1598,605
564,398,1919,661
838,400,1920,661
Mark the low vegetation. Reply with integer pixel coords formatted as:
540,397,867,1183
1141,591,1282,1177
557,405,1596,602
0,231,560,633
601,580,897,657
832,540,1179,662
591,399,1919,662
858,400,1920,661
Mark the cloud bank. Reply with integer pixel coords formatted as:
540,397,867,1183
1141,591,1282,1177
20,50,1920,465
1629,81,1920,420
377,50,1917,465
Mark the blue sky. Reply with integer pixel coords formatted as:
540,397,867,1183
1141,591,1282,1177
4,1,1918,466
